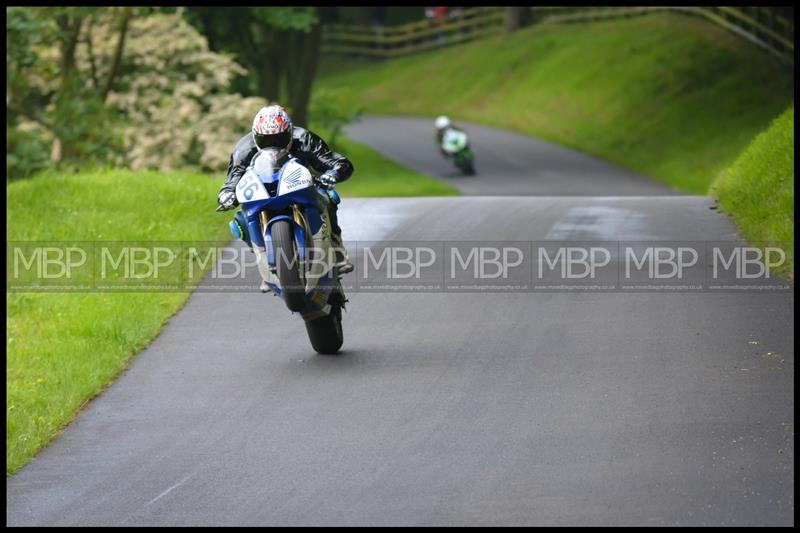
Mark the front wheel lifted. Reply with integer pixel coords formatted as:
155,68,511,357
272,220,306,312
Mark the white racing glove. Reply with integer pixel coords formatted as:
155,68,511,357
318,170,338,189
217,190,237,210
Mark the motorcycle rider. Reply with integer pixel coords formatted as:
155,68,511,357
434,115,475,174
435,115,450,154
217,104,355,282
434,115,467,157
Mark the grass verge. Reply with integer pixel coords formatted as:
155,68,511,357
710,106,794,281
6,169,229,475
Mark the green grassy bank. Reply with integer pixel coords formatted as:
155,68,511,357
315,12,793,194
6,170,228,474
711,106,794,280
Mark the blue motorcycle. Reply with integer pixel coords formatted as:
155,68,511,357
221,148,346,354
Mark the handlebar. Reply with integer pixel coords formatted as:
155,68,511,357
217,178,335,213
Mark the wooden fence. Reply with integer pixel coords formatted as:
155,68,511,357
321,6,794,64
321,7,506,58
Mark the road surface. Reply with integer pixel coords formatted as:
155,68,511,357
6,117,793,526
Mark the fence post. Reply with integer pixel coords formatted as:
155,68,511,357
505,7,531,33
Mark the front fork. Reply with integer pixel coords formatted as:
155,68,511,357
261,207,308,269
245,196,337,287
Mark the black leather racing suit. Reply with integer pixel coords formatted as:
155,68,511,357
220,126,354,238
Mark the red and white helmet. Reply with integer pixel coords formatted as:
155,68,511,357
252,104,293,153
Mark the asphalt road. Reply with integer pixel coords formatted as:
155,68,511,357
6,119,794,526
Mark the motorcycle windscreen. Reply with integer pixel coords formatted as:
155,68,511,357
253,148,288,179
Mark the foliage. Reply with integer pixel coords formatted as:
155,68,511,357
710,106,794,280
89,10,267,171
6,125,51,180
6,8,55,95
6,7,124,176
184,7,323,126
253,7,318,32
308,87,364,151
6,7,269,177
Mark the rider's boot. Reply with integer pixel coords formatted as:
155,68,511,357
260,279,271,293
331,231,354,274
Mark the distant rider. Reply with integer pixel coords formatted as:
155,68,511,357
217,104,355,280
434,115,468,157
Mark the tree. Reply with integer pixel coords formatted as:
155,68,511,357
7,7,131,172
90,9,267,171
283,14,322,127
185,7,323,126
7,7,268,175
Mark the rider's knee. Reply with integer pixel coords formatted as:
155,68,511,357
232,210,252,248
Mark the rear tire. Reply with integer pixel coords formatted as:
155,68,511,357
463,159,475,175
272,220,306,312
455,150,475,175
461,149,475,175
305,294,344,354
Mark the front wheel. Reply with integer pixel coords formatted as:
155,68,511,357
305,294,344,354
272,220,306,312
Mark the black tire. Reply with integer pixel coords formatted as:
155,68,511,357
272,220,306,312
456,150,475,175
463,159,476,175
305,295,344,354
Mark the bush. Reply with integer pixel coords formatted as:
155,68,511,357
308,87,364,152
6,126,51,181
99,10,269,172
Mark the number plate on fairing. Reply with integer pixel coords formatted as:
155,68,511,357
236,169,269,203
